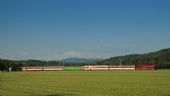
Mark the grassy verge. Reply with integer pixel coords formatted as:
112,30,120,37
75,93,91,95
0,70,170,96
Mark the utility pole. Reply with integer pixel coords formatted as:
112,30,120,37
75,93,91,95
62,61,64,70
23,61,27,71
119,58,122,66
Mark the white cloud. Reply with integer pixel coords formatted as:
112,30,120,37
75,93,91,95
63,51,86,57
0,51,90,61
46,51,88,60
46,54,63,61
0,53,16,60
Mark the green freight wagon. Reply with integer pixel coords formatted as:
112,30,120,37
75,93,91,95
64,66,82,71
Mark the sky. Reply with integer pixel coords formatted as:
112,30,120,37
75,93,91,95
0,0,170,60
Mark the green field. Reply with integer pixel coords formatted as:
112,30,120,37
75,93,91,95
0,70,170,96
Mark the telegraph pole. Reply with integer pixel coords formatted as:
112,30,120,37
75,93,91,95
119,58,122,66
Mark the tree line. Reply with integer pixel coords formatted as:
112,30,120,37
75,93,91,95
1,48,170,71
98,48,170,69
0,60,22,71
0,59,87,71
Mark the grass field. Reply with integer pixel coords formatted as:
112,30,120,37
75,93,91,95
0,70,170,96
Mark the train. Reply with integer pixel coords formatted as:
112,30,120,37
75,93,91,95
22,65,155,71
22,66,64,71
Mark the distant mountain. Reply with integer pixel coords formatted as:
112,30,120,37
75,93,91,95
98,48,170,66
1,48,170,69
62,58,102,64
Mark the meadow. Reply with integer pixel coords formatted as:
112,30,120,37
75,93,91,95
0,70,170,96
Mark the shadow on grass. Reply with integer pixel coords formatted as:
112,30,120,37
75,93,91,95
36,93,78,96
45,95,64,96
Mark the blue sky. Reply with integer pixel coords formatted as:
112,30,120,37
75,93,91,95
0,0,170,60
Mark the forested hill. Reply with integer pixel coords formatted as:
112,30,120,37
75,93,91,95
63,58,102,64
98,48,170,67
1,48,170,71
